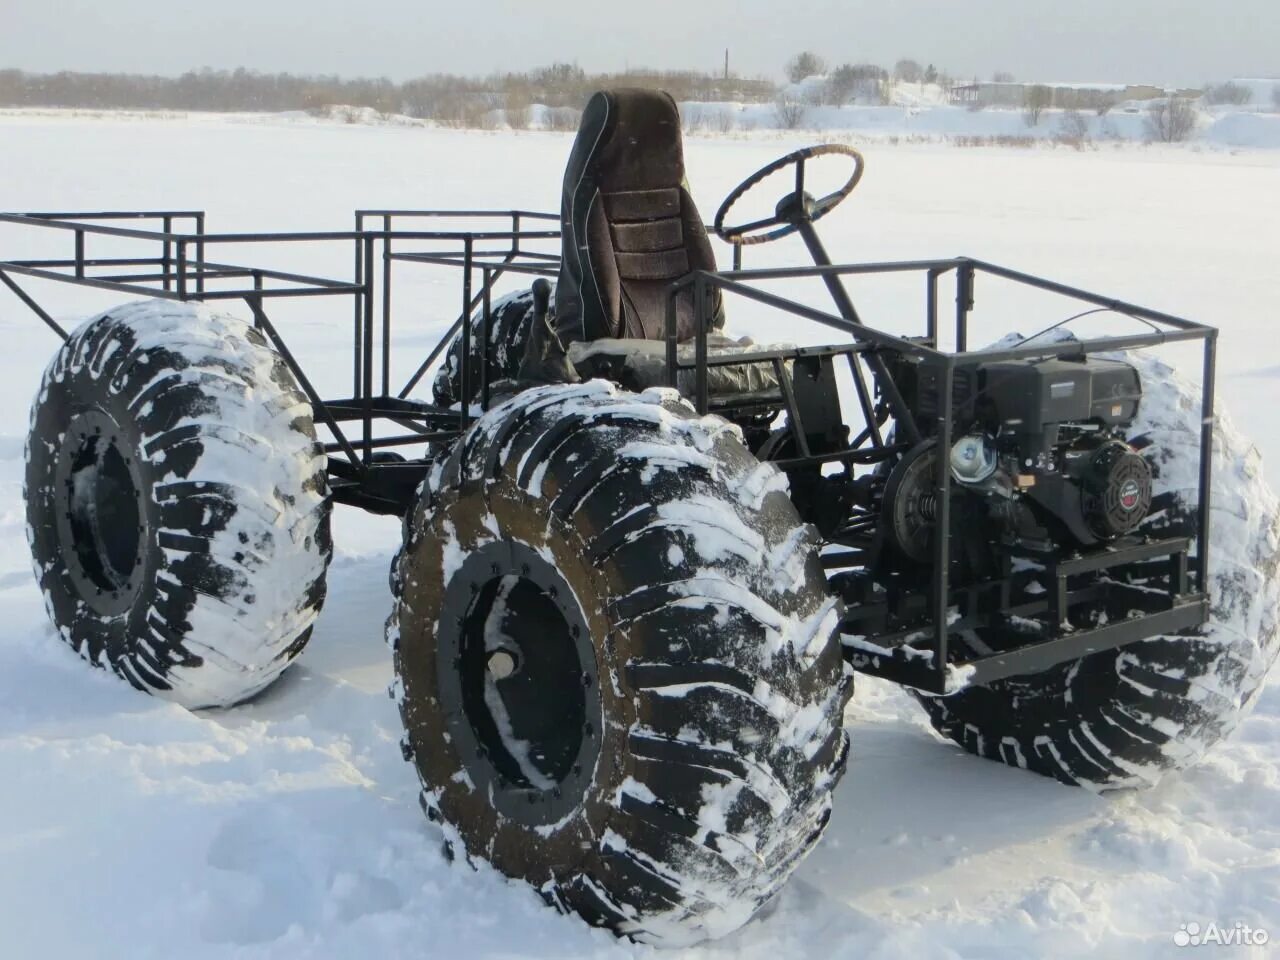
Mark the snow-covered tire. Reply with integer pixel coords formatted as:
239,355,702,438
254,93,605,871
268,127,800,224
389,381,850,945
25,300,333,709
432,287,542,407
915,350,1280,790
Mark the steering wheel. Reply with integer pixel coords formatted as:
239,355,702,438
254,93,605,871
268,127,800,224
713,144,865,246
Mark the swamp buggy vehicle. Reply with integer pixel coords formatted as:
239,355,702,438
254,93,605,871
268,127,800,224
5,90,1277,945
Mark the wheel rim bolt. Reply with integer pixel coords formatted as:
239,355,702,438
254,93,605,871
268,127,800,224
487,649,517,680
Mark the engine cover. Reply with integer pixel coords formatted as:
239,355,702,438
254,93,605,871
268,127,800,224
978,357,1142,432
1080,440,1153,538
888,353,1143,453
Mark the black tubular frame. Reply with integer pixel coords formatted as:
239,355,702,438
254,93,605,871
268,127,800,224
0,208,1215,692
0,208,560,511
666,257,1216,693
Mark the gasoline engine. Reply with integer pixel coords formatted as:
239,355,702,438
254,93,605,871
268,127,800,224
880,353,1154,573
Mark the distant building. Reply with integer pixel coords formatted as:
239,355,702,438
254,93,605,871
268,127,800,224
948,81,1195,111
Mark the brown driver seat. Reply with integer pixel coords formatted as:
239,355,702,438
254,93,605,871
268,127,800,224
551,88,724,346
520,89,783,398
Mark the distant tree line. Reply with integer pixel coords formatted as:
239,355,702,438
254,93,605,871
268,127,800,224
5,58,1252,140
0,64,775,124
0,67,402,113
0,55,951,127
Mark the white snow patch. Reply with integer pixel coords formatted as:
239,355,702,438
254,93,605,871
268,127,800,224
0,116,1277,960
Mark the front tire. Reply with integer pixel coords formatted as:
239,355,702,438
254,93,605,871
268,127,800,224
25,300,333,709
389,381,850,944
914,350,1280,789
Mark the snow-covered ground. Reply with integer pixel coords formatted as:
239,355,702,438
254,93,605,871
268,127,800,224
0,113,1277,958
682,98,1280,149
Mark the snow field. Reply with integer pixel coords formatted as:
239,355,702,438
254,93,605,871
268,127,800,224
0,113,1277,957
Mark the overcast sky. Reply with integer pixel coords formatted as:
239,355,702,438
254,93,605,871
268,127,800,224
1,0,1274,87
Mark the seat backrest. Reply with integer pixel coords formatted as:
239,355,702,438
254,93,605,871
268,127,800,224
553,89,723,345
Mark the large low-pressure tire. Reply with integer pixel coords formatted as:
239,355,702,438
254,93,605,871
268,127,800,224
432,287,543,407
915,349,1280,790
389,381,850,945
25,300,333,709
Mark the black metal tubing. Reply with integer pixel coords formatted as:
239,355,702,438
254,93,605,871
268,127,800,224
244,296,366,475
846,532,1206,693
163,215,172,290
720,257,966,282
931,357,955,688
391,251,559,278
0,268,69,340
382,211,563,400
663,274,696,389
955,262,973,352
383,215,392,396
363,234,376,462
1199,333,1217,593
92,269,243,284
701,341,877,368
851,599,1208,694
0,210,558,302
0,210,1218,684
795,219,862,324
0,207,562,488
481,269,492,410
965,258,1209,331
773,356,810,457
16,210,202,221
354,212,365,400
674,259,1214,396
459,237,472,429
0,211,199,241
771,443,909,471
925,267,940,346
323,431,457,453
1046,536,1194,576
226,210,555,467
967,600,1208,688
356,208,558,222
673,252,1215,692
9,256,162,269
0,254,361,302
324,395,461,427
189,228,562,243
198,259,361,291
847,351,883,449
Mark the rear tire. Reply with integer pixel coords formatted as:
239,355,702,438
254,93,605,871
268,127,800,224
25,300,333,709
914,350,1280,789
389,381,850,944
432,287,542,407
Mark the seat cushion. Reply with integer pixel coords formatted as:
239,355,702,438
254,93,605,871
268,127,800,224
566,334,792,399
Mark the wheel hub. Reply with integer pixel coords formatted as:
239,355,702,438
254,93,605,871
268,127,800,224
435,540,602,826
53,410,147,617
